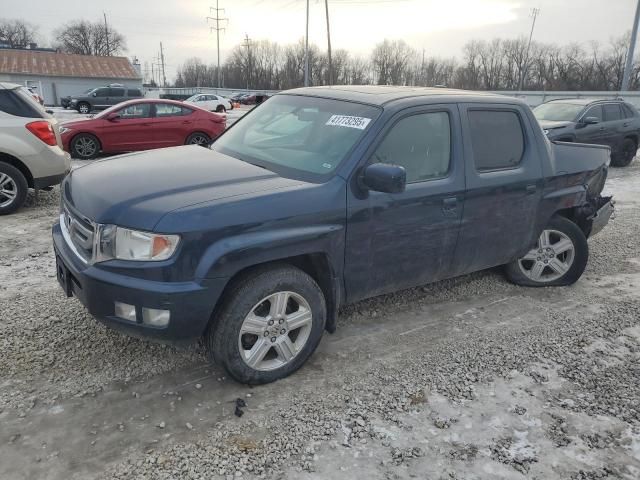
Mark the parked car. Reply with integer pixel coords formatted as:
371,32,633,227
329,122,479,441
69,85,144,114
53,86,613,385
241,93,270,105
0,82,70,215
230,93,248,102
61,88,93,109
185,93,232,113
533,98,640,167
60,99,226,159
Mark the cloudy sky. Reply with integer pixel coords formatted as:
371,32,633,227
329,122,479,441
7,0,638,81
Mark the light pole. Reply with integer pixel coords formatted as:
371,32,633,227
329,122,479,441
622,0,640,91
519,7,540,91
304,0,310,87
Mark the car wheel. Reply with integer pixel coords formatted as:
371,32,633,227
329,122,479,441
611,138,637,167
185,132,211,147
70,134,100,160
505,215,588,287
215,105,226,113
205,264,327,385
0,162,28,215
77,102,91,114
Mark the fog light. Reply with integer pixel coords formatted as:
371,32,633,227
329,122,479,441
114,301,137,322
142,308,170,327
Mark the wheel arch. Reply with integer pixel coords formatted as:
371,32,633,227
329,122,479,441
0,152,34,188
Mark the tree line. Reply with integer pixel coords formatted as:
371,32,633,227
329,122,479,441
0,17,126,56
175,34,640,91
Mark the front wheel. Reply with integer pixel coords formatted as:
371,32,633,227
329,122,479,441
70,134,100,159
185,132,211,147
505,215,589,287
205,265,326,384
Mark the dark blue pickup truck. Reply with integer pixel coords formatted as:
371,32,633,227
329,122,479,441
53,86,613,384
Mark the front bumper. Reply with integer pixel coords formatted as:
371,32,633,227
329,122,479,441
52,222,227,343
589,197,614,237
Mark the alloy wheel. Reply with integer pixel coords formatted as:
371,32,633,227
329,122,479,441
79,104,90,114
238,291,313,371
518,229,575,282
74,137,97,158
0,173,18,208
189,134,209,145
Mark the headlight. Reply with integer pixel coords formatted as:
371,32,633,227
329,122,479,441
96,225,180,262
543,129,550,135
59,126,70,134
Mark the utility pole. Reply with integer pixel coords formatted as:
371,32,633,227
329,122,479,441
103,12,110,56
325,0,333,85
304,0,310,87
519,7,540,91
622,0,640,91
207,0,228,89
159,42,167,87
242,34,252,91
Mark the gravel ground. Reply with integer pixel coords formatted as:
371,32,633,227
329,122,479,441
1,160,640,479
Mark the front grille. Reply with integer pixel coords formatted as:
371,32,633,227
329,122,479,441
61,203,95,263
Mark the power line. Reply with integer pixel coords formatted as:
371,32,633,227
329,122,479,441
207,0,229,89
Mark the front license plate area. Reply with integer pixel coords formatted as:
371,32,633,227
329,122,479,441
56,256,73,298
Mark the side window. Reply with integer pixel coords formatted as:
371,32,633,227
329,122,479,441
94,88,110,98
623,104,636,118
117,103,151,119
156,103,185,117
603,104,622,122
468,110,524,172
583,105,603,122
127,89,142,97
181,106,193,116
109,88,125,97
372,112,451,183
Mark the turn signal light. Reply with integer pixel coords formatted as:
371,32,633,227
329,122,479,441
26,121,57,146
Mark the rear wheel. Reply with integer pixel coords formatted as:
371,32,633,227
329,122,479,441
505,216,588,287
215,105,227,113
0,162,28,215
70,133,100,159
611,138,637,167
205,265,326,384
185,132,211,147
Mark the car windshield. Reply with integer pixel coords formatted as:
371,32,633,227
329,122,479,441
533,102,585,122
212,95,380,181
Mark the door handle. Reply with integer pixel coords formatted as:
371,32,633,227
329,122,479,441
623,123,629,127
442,197,458,216
182,121,192,125
526,184,537,194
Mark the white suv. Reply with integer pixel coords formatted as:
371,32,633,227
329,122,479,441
184,93,232,113
0,82,70,214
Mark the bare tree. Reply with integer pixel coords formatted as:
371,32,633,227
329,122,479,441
54,19,126,56
0,18,38,47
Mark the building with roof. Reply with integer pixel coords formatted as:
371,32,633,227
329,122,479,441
0,47,142,106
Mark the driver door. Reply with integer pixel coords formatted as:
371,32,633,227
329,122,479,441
99,103,154,151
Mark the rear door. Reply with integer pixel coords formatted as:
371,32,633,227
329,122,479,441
451,104,543,276
107,87,126,108
152,103,193,146
99,102,154,151
345,104,465,301
91,88,111,108
602,103,626,156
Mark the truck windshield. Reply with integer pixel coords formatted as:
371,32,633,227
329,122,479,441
212,95,380,181
533,102,585,122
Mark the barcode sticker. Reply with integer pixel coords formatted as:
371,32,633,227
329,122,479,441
326,115,371,130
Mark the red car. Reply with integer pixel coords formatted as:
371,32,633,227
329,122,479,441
60,99,226,159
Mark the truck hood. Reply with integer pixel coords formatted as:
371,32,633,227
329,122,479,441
538,120,574,130
63,146,306,230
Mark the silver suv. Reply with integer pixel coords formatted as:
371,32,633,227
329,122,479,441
0,82,70,215
70,84,144,114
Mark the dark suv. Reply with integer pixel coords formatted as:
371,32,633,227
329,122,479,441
533,98,640,167
70,85,144,114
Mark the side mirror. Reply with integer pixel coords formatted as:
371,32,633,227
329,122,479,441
92,92,97,97
582,116,600,125
361,163,406,194
106,112,120,121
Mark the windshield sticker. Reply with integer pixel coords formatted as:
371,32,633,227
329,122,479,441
326,115,371,130
322,163,332,169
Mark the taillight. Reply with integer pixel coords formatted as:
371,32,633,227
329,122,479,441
26,121,57,146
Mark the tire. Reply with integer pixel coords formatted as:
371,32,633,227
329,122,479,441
70,133,100,159
611,138,637,167
0,162,28,215
77,102,91,114
505,215,589,287
205,264,327,385
215,105,226,113
185,132,211,147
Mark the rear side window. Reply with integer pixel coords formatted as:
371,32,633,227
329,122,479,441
603,104,622,121
373,112,451,183
0,89,45,118
623,104,636,118
583,105,603,122
468,110,524,172
156,103,189,117
127,89,142,97
109,88,125,97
